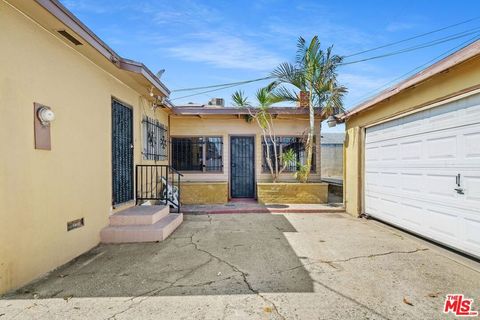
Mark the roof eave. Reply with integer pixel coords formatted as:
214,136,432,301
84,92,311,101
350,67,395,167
172,107,324,117
34,0,171,98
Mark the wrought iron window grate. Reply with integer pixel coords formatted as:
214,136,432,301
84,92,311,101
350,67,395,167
262,136,316,173
142,116,167,161
171,137,223,172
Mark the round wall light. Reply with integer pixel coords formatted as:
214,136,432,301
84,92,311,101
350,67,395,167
37,107,55,126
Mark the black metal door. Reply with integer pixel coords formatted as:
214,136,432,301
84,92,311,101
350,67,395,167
112,99,134,205
230,136,255,198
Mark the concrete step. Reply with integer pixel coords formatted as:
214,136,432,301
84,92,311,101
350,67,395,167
101,213,183,243
109,205,169,226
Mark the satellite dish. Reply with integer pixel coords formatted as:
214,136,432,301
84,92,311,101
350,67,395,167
156,69,165,79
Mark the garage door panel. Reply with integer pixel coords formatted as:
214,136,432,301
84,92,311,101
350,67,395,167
464,132,480,158
400,140,422,160
426,207,459,239
464,173,480,202
400,172,423,192
464,217,480,247
381,172,400,189
426,135,457,160
425,173,457,199
365,93,480,258
399,201,425,227
380,196,402,219
381,144,398,160
365,146,380,162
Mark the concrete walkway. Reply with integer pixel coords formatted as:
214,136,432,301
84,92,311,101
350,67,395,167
182,200,344,214
1,212,479,319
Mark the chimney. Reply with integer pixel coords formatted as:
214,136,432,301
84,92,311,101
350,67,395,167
208,98,225,107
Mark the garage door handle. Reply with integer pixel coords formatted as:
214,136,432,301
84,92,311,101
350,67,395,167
454,188,464,195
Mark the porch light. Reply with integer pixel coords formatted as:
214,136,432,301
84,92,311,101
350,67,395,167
327,115,337,127
37,107,55,126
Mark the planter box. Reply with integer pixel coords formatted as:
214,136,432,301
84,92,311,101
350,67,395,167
257,182,328,204
180,181,228,204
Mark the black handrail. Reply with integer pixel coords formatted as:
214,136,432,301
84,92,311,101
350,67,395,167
135,165,183,212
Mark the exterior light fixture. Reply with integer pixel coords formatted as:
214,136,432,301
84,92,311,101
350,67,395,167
327,115,337,127
37,106,55,126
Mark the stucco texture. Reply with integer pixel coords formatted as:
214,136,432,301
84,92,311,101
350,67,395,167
180,182,228,204
257,183,328,204
0,2,168,294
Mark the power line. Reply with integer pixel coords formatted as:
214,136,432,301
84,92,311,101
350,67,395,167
347,35,480,108
170,22,480,100
340,28,480,66
171,82,248,101
345,16,480,58
171,76,274,92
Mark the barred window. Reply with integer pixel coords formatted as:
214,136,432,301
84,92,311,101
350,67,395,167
142,116,168,161
171,136,223,172
262,136,315,173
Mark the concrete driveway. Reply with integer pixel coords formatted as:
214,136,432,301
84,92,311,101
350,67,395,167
1,212,479,319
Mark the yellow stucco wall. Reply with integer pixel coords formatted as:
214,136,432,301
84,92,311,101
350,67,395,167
180,182,228,204
257,183,328,204
344,55,480,217
0,2,168,294
170,116,322,198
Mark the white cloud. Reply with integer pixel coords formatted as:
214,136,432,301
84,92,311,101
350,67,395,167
339,72,392,108
167,32,283,71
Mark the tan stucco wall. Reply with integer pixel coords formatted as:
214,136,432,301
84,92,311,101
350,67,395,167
257,183,328,204
180,182,228,204
344,55,480,217
0,2,168,294
170,116,322,198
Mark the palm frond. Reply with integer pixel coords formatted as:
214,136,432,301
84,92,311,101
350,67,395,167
271,86,299,103
231,90,249,107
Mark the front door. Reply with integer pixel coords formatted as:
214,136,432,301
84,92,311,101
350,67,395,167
111,99,134,205
230,136,255,198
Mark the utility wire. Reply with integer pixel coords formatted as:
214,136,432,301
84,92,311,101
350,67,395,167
171,82,249,101
340,28,480,66
171,76,273,92
170,21,480,100
345,16,480,58
347,34,480,108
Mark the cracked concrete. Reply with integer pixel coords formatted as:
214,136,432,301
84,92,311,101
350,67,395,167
1,212,479,319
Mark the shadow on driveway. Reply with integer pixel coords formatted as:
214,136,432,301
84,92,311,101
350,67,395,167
5,214,314,299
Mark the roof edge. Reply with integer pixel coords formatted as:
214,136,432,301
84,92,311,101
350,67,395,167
172,106,324,116
34,0,171,97
343,40,480,119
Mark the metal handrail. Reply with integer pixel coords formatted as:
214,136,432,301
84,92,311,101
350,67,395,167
135,165,182,212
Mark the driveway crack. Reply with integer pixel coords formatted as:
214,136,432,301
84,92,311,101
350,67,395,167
188,232,286,320
282,248,429,273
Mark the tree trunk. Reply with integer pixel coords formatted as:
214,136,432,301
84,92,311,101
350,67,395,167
304,85,315,182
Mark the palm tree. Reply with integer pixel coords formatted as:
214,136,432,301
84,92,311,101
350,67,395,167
232,82,295,182
272,36,347,182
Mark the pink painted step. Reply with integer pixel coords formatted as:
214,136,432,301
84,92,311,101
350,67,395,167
109,205,169,226
101,213,183,243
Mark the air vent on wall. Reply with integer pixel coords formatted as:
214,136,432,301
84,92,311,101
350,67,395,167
57,30,82,46
67,218,84,231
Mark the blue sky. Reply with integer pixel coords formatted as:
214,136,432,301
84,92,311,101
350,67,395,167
61,1,480,132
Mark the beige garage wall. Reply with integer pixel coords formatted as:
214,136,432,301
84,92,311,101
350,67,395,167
344,55,480,217
170,116,322,187
0,1,168,294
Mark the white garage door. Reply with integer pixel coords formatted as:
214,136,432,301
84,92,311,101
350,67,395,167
365,93,480,258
